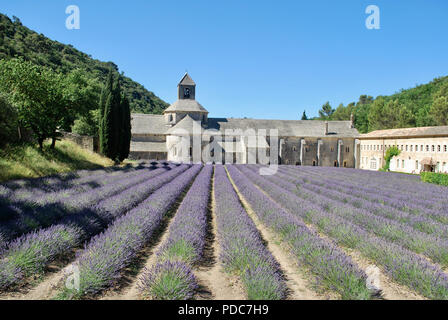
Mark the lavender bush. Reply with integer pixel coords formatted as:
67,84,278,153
0,164,190,290
227,165,371,299
246,165,448,267
138,165,213,299
139,261,198,300
58,165,202,299
213,165,286,300
237,165,448,299
0,163,176,243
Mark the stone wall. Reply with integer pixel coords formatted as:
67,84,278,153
61,132,99,152
129,151,167,161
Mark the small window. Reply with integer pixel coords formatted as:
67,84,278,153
345,147,350,153
438,145,441,152
331,147,335,152
210,149,214,157
312,160,317,167
402,160,405,168
305,147,309,152
415,145,418,152
168,114,173,122
415,160,419,170
406,145,408,152
397,159,400,167
370,159,377,170
410,145,413,152
432,145,435,152
445,145,447,152
334,160,338,167
426,145,429,152
343,161,347,168
293,146,297,152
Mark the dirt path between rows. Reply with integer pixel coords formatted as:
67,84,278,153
226,171,329,300
193,172,246,300
0,261,73,300
304,223,425,300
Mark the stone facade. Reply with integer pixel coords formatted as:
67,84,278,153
359,127,448,173
130,73,360,166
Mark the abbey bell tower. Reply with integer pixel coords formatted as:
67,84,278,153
163,73,209,126
178,73,196,100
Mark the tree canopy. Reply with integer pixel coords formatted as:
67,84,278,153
309,77,448,133
0,13,168,115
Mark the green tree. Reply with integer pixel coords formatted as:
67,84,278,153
318,102,334,120
99,70,115,154
381,146,401,171
0,93,19,146
0,58,69,149
301,110,308,120
429,82,448,126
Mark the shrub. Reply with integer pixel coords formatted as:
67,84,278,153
421,172,448,186
381,146,401,171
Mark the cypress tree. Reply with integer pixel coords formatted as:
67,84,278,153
119,94,131,162
110,76,122,161
99,70,114,154
101,91,114,159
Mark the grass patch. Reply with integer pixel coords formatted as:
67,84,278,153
0,140,113,182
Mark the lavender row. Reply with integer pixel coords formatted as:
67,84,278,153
139,165,213,300
250,166,448,267
213,165,286,300
0,165,190,290
236,165,448,299
0,164,177,244
0,162,161,205
59,165,202,299
280,166,448,219
274,167,448,239
226,165,371,299
284,166,448,209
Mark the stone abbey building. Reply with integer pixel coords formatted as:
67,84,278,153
130,73,360,166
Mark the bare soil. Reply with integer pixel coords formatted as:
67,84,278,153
304,223,426,300
193,172,246,300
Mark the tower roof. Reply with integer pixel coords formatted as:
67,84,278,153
163,99,208,113
178,73,195,86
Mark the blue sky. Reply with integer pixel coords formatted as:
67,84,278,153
1,0,447,119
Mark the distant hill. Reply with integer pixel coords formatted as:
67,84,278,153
313,76,448,133
0,13,169,114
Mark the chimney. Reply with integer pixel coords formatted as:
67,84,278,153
350,114,354,128
325,121,329,135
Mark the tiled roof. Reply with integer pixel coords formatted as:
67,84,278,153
131,114,359,138
360,126,448,139
178,73,195,86
163,99,208,113
131,114,168,135
207,118,359,138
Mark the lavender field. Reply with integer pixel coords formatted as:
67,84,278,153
0,162,447,300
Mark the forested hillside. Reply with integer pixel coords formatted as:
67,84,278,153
312,76,448,133
0,13,168,115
